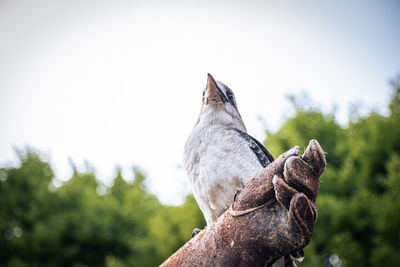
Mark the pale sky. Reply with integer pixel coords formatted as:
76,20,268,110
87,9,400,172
1,0,399,205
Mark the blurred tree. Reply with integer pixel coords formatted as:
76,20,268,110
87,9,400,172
0,150,55,267
149,195,206,260
265,77,400,267
0,151,204,267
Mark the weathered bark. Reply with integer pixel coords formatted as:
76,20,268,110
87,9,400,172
161,140,326,267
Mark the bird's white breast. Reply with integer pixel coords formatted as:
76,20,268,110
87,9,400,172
183,124,263,224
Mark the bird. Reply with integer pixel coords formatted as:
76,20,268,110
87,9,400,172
183,74,301,266
183,73,274,226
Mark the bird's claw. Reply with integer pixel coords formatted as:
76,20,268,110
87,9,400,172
290,249,304,262
192,228,201,238
233,188,242,202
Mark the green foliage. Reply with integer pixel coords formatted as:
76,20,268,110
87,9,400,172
1,77,399,266
265,79,400,266
0,151,205,267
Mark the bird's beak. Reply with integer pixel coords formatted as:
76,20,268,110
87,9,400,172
206,73,227,105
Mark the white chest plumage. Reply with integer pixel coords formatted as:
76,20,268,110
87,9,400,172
184,125,264,225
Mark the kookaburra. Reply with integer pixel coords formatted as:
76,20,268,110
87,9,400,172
183,73,274,225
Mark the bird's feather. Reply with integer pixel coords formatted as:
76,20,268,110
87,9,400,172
231,128,274,167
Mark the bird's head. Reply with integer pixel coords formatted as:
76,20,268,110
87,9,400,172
196,73,246,131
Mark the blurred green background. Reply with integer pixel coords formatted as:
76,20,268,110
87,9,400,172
1,78,399,267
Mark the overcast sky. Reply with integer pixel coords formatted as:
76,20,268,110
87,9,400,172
1,0,399,205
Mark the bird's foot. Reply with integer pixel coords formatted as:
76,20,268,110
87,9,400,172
290,249,304,263
233,188,242,202
192,228,201,238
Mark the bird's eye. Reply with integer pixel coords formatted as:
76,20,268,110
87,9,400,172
226,91,233,100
